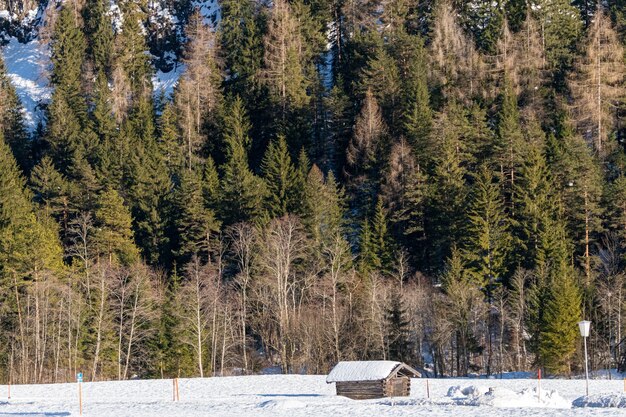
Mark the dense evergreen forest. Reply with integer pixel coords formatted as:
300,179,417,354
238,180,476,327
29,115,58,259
1,0,626,383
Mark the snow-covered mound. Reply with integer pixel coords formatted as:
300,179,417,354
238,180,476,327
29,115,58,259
446,385,570,408
573,393,626,408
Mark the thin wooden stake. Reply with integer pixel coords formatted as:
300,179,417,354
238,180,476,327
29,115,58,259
78,382,83,416
538,369,541,403
175,378,180,401
426,379,430,399
173,379,176,401
7,380,10,400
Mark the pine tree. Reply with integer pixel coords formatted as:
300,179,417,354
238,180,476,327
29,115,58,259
93,188,140,266
219,97,267,225
301,165,346,248
124,97,170,265
358,217,381,274
495,77,526,207
47,5,96,179
539,265,582,375
261,135,299,218
30,156,71,232
386,294,412,362
372,195,396,274
0,56,29,170
157,102,184,176
456,0,504,54
173,169,220,263
50,5,88,124
115,1,153,98
360,39,402,129
323,82,352,173
83,0,114,73
549,128,603,284
0,134,63,283
463,165,512,292
513,134,559,269
606,175,626,248
427,102,471,270
92,71,117,147
220,0,263,95
399,34,432,163
531,0,582,71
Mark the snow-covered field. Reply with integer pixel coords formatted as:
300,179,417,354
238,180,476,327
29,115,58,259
3,375,626,416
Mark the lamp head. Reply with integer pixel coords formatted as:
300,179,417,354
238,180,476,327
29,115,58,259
578,320,591,337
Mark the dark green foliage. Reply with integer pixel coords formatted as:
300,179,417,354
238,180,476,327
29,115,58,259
463,165,511,292
219,97,267,225
386,295,412,362
83,0,114,73
173,169,220,263
539,265,582,375
261,135,299,218
220,0,263,97
455,0,504,53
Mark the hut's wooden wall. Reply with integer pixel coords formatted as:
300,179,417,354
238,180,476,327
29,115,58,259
384,377,410,397
336,381,385,400
336,377,411,400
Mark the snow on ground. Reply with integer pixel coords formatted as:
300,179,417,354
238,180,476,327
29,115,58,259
194,0,221,26
4,375,626,416
573,393,626,408
1,36,51,130
153,63,185,99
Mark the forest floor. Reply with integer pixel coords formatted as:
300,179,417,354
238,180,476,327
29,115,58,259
3,373,626,416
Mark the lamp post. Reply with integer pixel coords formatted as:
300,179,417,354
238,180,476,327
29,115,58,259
578,320,591,396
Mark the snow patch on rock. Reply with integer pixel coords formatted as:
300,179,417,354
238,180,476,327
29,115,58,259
1,36,51,130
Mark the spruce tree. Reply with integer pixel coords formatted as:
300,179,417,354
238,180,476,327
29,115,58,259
372,195,396,274
116,1,153,98
358,217,381,275
532,0,583,71
93,188,140,266
261,135,299,218
0,56,29,170
124,97,170,265
360,40,402,129
220,0,263,96
539,265,582,375
83,0,114,74
463,165,512,292
220,97,267,225
301,166,346,248
495,77,526,208
173,169,220,263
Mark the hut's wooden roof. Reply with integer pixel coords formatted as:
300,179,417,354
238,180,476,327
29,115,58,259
326,361,421,383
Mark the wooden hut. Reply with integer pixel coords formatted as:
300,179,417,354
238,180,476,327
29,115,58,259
326,361,421,400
